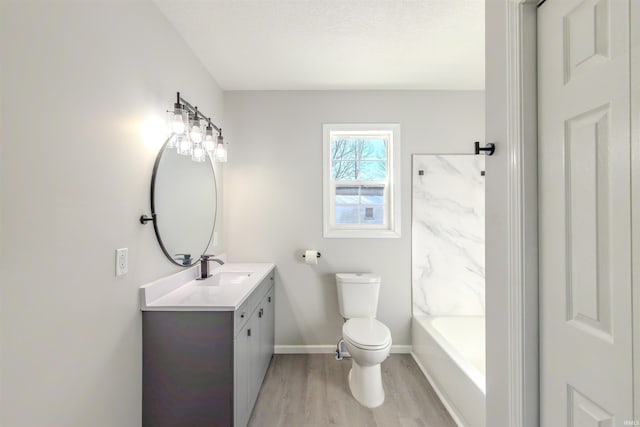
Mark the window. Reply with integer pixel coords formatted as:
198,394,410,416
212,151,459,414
323,124,401,238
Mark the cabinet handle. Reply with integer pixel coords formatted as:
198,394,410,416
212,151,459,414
268,297,271,303
259,308,263,318
240,313,245,319
247,328,251,336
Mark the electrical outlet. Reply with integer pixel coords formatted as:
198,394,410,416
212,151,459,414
116,248,128,276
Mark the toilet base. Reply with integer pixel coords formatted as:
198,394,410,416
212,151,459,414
348,361,385,408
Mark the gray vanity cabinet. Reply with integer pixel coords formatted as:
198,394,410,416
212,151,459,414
235,277,275,427
142,272,275,427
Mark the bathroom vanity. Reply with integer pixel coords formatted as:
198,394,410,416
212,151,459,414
140,263,275,427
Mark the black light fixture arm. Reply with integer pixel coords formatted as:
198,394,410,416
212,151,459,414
176,92,221,133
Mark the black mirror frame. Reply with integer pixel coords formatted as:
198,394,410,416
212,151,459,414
149,136,217,267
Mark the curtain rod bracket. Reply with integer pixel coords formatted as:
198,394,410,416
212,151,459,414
474,141,495,156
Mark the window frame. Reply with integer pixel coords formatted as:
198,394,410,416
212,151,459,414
322,123,401,238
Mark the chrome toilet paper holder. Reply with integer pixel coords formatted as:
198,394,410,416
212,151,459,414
302,252,321,259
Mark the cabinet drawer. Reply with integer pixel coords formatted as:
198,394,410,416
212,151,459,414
234,298,250,336
249,274,274,314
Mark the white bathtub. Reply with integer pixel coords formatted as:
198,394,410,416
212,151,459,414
411,316,486,427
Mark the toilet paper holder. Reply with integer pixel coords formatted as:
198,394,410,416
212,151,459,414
302,252,321,259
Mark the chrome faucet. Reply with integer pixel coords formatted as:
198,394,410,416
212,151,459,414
197,255,225,280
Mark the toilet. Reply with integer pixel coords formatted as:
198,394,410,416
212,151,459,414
336,273,392,408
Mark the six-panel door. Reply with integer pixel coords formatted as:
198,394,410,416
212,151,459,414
538,0,634,425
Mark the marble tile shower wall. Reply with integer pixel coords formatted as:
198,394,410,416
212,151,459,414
412,155,485,316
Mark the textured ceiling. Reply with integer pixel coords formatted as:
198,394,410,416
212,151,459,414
154,0,484,90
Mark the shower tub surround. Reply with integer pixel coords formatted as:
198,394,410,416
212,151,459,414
411,154,485,316
411,154,486,427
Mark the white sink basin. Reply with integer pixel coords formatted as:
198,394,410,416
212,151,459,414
139,262,275,311
198,271,253,286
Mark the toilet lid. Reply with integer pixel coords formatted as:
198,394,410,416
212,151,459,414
343,318,391,349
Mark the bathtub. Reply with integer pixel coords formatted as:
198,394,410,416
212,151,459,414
411,316,486,427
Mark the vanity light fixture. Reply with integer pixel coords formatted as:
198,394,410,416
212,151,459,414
166,92,228,163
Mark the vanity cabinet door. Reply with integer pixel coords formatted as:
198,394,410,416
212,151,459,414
234,325,250,427
234,269,276,427
260,286,275,381
247,311,262,413
236,301,265,427
143,312,234,427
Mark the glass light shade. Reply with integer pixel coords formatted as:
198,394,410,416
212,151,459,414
189,116,203,143
214,141,227,163
191,142,206,162
176,134,192,156
172,114,185,134
168,106,187,135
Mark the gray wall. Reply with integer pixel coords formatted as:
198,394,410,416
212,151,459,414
0,1,224,426
224,90,484,347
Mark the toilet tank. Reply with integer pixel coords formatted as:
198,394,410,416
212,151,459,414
336,273,381,319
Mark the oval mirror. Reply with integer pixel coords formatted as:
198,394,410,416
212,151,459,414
150,136,217,266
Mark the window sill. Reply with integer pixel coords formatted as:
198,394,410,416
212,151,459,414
323,228,401,239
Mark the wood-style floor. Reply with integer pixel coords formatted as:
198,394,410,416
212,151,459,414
248,354,457,427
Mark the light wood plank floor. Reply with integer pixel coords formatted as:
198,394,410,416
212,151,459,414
248,354,456,427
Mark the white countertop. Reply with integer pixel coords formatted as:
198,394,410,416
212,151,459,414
140,263,275,311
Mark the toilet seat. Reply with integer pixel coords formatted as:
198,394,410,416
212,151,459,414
343,318,391,350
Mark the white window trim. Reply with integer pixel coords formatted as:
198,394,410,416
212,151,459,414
322,123,401,238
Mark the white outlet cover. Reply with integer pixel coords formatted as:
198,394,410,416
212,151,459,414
116,248,128,276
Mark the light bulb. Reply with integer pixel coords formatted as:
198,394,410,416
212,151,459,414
189,111,203,143
190,124,202,143
168,101,187,135
215,141,227,162
171,113,185,134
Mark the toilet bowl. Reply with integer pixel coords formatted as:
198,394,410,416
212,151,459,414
342,317,392,408
335,273,391,408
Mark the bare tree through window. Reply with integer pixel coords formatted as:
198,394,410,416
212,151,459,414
331,138,386,180
330,137,388,225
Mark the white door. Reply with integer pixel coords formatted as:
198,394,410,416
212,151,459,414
538,0,633,426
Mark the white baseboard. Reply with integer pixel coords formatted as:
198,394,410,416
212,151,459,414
391,345,412,354
275,345,336,354
275,344,412,354
411,352,466,427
